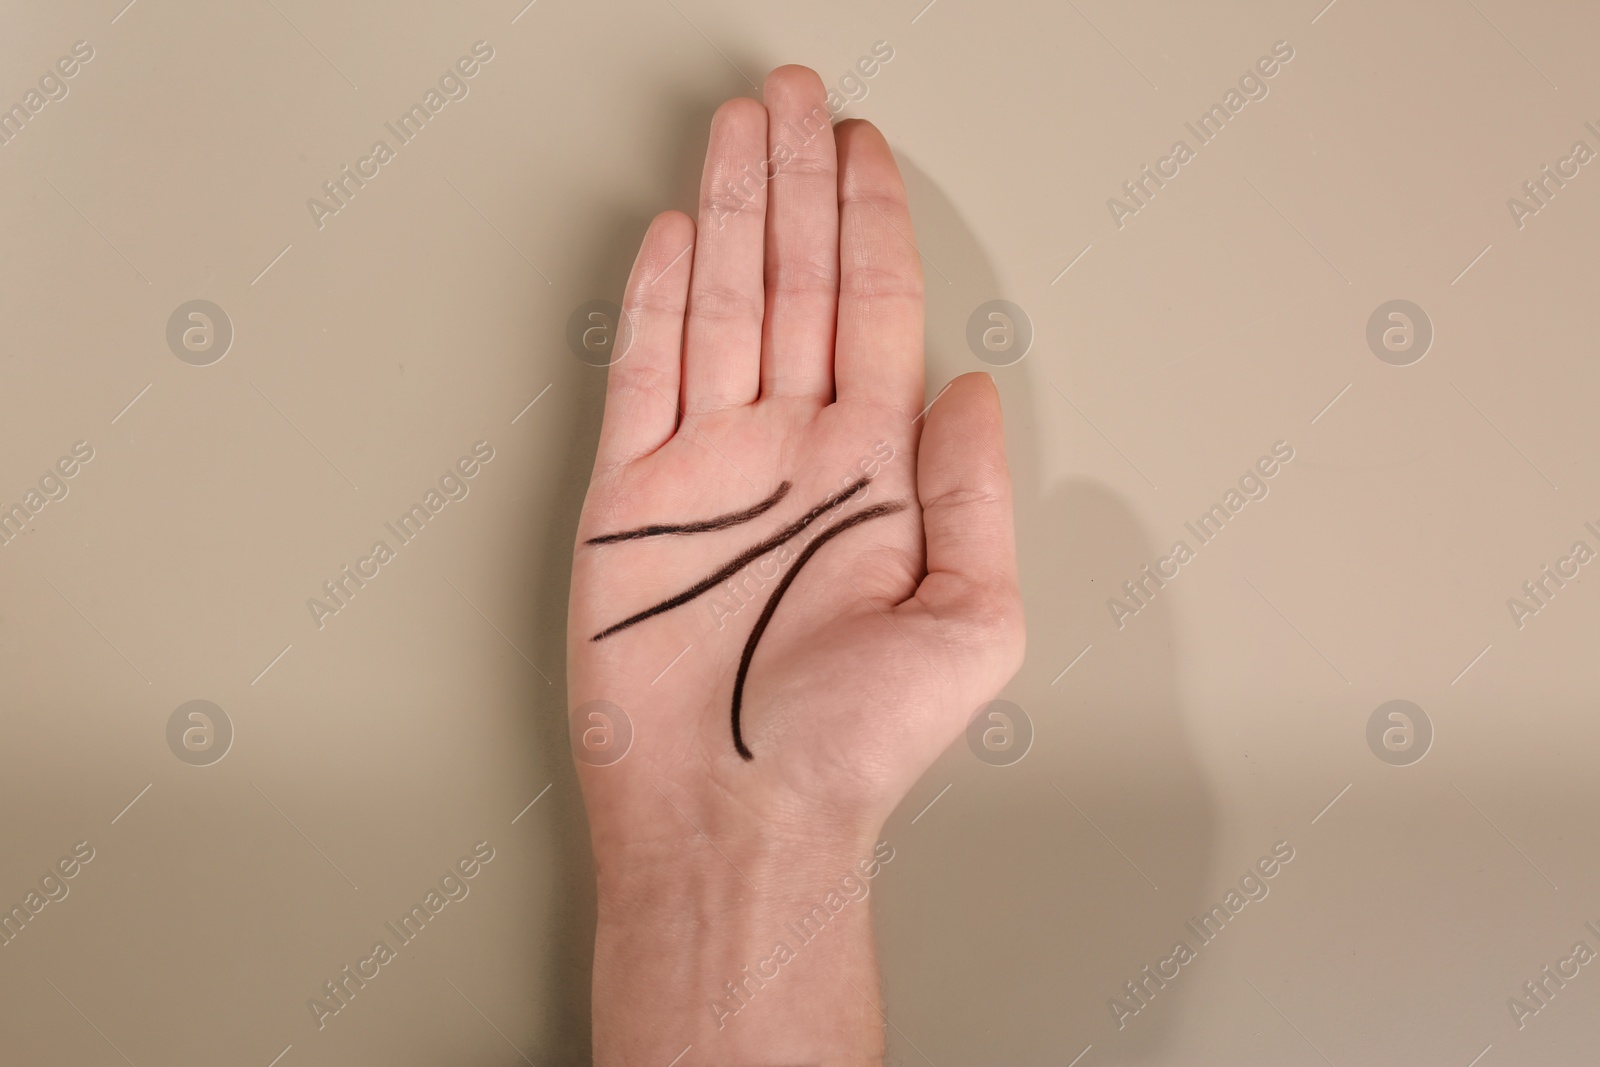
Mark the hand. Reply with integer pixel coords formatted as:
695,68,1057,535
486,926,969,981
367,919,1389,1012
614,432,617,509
568,65,1024,1066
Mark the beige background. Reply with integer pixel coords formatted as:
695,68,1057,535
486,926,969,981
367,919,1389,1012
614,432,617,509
3,0,1599,1064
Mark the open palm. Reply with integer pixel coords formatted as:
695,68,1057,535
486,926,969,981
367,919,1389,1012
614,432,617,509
567,67,1023,848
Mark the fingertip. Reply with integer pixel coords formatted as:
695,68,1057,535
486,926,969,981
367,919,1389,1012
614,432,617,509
764,64,826,102
835,119,908,214
832,117,876,146
928,372,1001,428
653,208,695,231
953,370,1000,401
634,211,695,285
712,94,768,136
921,373,1012,497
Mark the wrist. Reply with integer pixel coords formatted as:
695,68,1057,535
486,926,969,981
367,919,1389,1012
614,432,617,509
589,803,898,1066
578,752,886,864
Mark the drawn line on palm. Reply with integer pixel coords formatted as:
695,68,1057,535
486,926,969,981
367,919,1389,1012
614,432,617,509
588,476,907,759
589,476,871,642
585,480,792,544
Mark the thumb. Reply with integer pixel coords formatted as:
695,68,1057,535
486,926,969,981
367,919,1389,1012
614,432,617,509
906,372,1025,680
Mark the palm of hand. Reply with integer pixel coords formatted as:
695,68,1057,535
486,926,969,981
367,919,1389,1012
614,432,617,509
567,68,1022,841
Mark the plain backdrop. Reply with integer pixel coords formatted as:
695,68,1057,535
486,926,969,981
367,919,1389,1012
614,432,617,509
2,1,1598,1064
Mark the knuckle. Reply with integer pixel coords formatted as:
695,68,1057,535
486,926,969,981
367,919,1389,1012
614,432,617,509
968,591,1027,672
772,148,834,182
840,262,922,304
924,484,1001,513
701,183,761,222
627,284,682,319
688,281,763,324
768,248,837,299
944,572,1025,649
610,360,674,402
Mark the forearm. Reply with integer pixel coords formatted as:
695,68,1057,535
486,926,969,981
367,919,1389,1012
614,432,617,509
591,818,891,1066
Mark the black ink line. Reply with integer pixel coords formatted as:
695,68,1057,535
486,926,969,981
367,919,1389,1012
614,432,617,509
586,481,792,544
590,477,872,642
730,500,908,760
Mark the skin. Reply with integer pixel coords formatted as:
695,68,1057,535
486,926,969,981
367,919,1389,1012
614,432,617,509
584,479,792,545
567,65,1025,1066
588,475,871,643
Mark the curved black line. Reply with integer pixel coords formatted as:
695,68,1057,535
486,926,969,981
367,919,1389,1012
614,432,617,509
585,481,792,544
590,477,872,642
730,500,908,760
